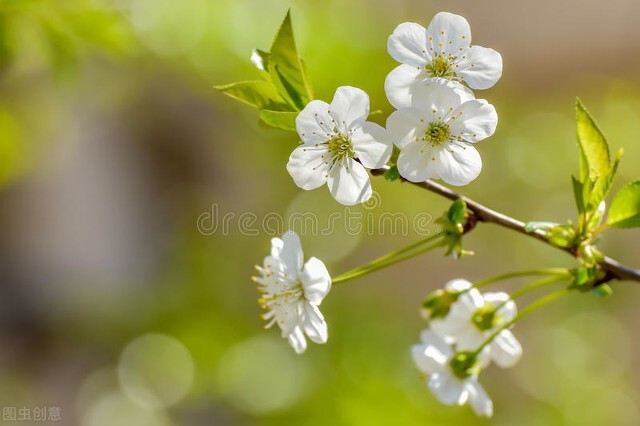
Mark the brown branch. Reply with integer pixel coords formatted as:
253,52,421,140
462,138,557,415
371,166,640,284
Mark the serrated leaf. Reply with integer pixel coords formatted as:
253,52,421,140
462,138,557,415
259,110,298,131
588,148,623,209
269,11,312,110
524,221,560,233
576,98,610,182
607,180,640,228
215,81,291,111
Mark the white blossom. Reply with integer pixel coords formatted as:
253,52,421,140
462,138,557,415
287,86,393,206
412,330,493,417
386,80,497,186
431,282,523,368
385,12,502,108
253,231,331,354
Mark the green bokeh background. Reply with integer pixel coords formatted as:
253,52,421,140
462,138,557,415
1,0,639,425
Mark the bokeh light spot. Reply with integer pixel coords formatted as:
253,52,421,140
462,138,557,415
118,333,195,409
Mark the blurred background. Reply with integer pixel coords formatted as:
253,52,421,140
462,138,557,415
0,0,639,424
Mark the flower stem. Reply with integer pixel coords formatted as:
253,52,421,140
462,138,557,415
472,287,572,357
489,274,570,315
473,268,571,289
333,235,445,285
508,275,569,300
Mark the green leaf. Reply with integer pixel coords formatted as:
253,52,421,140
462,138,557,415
576,98,610,182
524,221,559,233
592,283,613,297
572,176,585,215
268,11,312,110
447,199,467,226
259,110,298,131
383,166,400,182
588,148,623,209
607,180,640,228
215,81,291,111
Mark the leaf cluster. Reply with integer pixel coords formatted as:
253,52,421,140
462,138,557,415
215,11,312,132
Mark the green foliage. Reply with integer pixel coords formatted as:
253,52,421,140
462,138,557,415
216,10,312,132
258,110,297,131
592,283,613,297
524,222,560,233
572,99,624,238
526,221,577,248
447,198,467,229
0,0,135,75
437,199,471,259
607,180,640,228
383,165,400,182
268,11,313,110
216,81,290,111
576,98,610,182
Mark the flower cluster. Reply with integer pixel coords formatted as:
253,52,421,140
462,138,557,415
287,12,501,205
413,279,522,417
385,12,500,186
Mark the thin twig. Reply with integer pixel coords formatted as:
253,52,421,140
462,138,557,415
370,166,640,284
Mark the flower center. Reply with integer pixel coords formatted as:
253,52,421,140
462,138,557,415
328,136,355,162
254,266,304,310
425,55,456,79
449,351,480,380
422,289,460,320
424,121,451,146
471,303,502,331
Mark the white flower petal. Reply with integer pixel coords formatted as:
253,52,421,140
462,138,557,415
483,292,517,322
286,145,330,190
419,330,453,358
301,302,328,344
455,328,486,352
261,256,284,278
425,12,471,57
351,122,393,169
434,143,482,186
412,343,448,374
477,346,492,369
296,100,335,145
411,79,473,116
444,278,472,292
458,288,485,311
300,256,331,304
327,158,372,206
490,330,522,368
457,46,502,90
466,378,493,417
396,142,439,182
277,300,303,336
431,315,470,342
449,99,497,143
280,231,304,277
428,373,468,405
384,64,426,109
287,326,308,354
386,108,425,150
270,237,284,259
387,22,430,67
329,86,370,133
